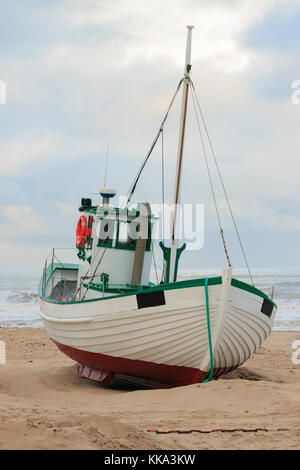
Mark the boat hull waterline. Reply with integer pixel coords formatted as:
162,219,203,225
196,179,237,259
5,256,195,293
39,267,276,388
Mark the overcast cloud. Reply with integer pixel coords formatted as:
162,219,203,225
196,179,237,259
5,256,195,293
0,0,299,270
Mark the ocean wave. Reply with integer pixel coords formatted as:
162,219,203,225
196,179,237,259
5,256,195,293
0,303,41,327
0,271,300,330
0,290,38,304
7,291,38,304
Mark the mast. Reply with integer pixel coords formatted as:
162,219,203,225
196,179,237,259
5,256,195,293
168,25,194,283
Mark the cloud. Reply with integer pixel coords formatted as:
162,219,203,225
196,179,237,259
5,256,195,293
245,2,300,52
56,201,77,215
0,0,299,268
0,133,60,176
0,204,50,239
0,240,50,270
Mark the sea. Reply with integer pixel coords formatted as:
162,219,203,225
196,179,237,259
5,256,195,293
0,268,299,330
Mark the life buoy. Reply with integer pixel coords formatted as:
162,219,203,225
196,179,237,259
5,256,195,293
86,217,94,247
76,215,87,247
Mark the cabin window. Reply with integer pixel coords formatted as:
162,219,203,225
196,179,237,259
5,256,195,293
117,221,135,248
98,219,114,246
146,220,152,250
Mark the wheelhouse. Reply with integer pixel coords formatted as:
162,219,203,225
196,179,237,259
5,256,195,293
75,196,157,297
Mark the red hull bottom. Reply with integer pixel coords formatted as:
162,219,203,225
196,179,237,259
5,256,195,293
77,364,172,389
53,340,235,388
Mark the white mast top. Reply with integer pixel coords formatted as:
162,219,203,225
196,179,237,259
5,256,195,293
168,25,194,283
184,25,194,73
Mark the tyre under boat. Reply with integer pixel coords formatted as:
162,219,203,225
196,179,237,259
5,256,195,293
39,265,277,388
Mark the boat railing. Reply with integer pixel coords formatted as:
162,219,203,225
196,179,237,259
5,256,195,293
259,286,275,301
42,247,78,296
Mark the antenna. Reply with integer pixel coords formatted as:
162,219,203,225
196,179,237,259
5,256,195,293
100,144,116,206
104,143,109,187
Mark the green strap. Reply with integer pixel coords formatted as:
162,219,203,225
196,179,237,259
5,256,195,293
203,277,214,383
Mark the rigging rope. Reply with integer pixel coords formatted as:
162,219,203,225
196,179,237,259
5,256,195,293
73,217,119,301
80,222,119,301
125,78,184,206
72,80,184,298
151,241,159,285
160,128,167,283
161,128,165,243
75,74,254,299
190,84,231,268
190,80,254,286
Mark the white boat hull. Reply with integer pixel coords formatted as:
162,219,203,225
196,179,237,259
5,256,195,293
39,268,276,387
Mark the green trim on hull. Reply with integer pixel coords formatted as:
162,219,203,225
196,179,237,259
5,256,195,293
231,278,277,307
39,262,276,309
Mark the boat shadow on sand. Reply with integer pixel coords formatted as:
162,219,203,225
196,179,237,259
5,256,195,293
67,365,284,391
219,367,284,383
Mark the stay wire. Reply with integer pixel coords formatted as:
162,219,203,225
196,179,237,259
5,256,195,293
190,84,232,269
190,80,254,286
161,128,165,243
125,78,184,206
161,128,166,283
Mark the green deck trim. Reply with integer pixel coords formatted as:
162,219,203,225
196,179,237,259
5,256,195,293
39,262,223,305
39,262,276,309
83,206,142,218
82,282,145,295
231,278,277,307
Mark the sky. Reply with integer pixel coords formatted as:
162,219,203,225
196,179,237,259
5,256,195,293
0,0,300,271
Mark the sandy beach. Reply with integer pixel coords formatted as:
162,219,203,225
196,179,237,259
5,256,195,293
0,328,299,450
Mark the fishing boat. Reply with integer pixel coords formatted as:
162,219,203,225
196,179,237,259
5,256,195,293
39,26,277,388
